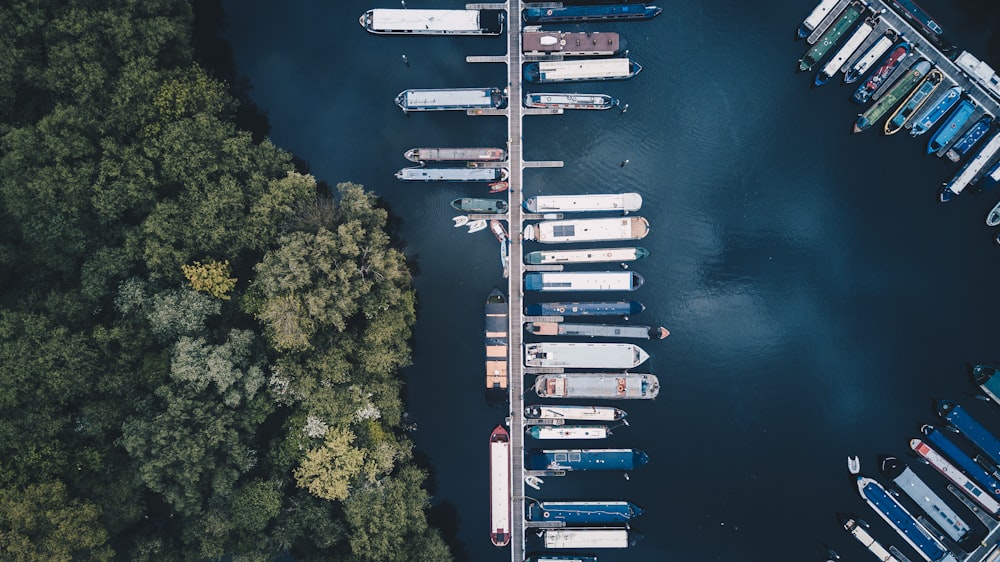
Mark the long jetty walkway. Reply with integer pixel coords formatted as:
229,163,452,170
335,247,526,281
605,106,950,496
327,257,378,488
464,1,567,559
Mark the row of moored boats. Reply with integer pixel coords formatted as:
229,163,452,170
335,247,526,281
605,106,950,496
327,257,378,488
365,2,666,557
796,0,1000,242
833,365,1000,562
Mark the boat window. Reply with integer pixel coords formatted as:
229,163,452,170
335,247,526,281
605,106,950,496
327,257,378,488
569,453,581,462
554,453,567,462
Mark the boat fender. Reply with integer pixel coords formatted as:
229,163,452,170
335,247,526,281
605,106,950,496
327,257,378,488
617,383,625,393
543,511,550,518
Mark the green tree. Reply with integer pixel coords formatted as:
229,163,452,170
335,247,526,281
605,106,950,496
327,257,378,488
343,465,452,562
294,427,365,502
0,480,113,562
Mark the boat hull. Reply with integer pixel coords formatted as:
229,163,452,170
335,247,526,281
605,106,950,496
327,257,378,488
927,99,975,153
525,93,617,110
527,501,642,524
485,289,508,390
451,198,508,213
489,425,511,547
523,5,661,24
534,373,660,399
525,301,644,317
525,448,649,471
524,271,644,292
524,404,627,422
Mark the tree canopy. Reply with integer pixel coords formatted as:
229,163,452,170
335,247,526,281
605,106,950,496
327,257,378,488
0,1,450,559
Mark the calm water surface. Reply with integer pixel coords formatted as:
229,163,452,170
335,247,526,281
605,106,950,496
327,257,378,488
223,1,1000,559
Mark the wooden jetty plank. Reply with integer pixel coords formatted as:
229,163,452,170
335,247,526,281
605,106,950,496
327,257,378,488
525,264,564,271
466,55,506,63
524,160,564,167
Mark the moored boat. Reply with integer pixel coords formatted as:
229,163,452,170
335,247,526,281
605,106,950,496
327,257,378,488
396,166,507,182
524,300,645,317
815,16,876,86
522,30,623,57
883,68,942,135
526,425,609,440
451,198,507,214
888,0,944,41
524,555,598,562
848,455,860,474
988,200,1000,226
844,29,897,84
489,180,509,193
937,400,1000,469
523,4,661,24
524,404,628,422
798,1,865,73
490,219,508,243
489,425,511,547
360,9,503,35
941,130,1000,201
524,342,649,369
852,42,911,104
524,59,642,83
527,500,642,524
525,93,618,110
485,289,508,390
927,99,975,154
405,147,505,163
524,193,642,213
534,373,660,399
395,87,506,112
910,437,1000,517
525,448,649,471
524,271,644,292
840,514,909,562
853,59,930,133
524,217,650,243
909,86,961,137
974,364,1000,403
526,322,668,340
467,219,488,233
921,424,1000,498
944,115,993,163
525,246,649,265
855,474,955,562
798,0,842,39
541,528,640,549
881,455,972,543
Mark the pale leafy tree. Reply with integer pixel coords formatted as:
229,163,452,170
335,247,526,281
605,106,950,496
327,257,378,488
181,259,237,300
293,427,365,502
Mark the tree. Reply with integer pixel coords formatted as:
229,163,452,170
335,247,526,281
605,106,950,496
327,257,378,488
293,427,365,502
182,259,236,300
342,466,452,562
0,480,113,562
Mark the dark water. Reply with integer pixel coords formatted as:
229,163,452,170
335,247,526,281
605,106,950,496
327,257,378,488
222,1,1000,560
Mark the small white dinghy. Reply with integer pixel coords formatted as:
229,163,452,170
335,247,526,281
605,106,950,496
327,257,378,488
847,455,860,474
988,200,1000,226
452,215,470,227
467,219,488,233
524,475,543,490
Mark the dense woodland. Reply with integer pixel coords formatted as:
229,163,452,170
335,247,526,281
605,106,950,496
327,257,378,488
0,1,451,560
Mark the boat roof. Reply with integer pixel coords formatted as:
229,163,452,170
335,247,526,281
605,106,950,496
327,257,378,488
368,9,482,32
525,271,639,291
397,167,500,181
533,58,633,80
526,193,642,212
889,463,971,542
938,401,1000,467
400,88,497,108
522,31,620,53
